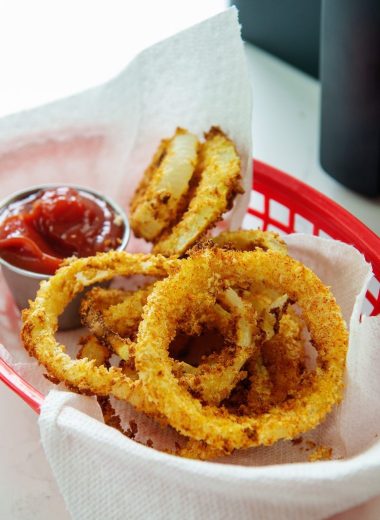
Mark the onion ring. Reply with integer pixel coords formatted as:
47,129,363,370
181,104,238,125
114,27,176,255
130,128,199,241
80,280,255,404
211,229,287,254
79,233,289,405
153,127,242,256
80,284,155,365
134,248,348,451
21,251,178,416
81,277,287,406
21,248,260,412
80,230,286,349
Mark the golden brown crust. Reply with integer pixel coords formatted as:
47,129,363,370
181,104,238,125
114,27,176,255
77,335,112,367
20,227,347,458
130,128,199,241
211,229,287,254
134,248,348,451
21,251,179,415
153,127,243,256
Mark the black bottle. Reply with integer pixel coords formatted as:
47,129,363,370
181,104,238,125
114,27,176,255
319,0,380,196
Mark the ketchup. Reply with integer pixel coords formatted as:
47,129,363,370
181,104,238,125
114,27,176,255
0,187,124,275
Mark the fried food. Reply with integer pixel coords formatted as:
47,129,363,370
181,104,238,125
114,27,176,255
80,284,154,365
21,245,347,459
176,287,257,405
211,229,287,254
81,281,262,406
76,229,299,413
134,248,348,452
143,127,242,256
87,287,308,460
21,251,178,413
20,241,276,414
177,288,289,406
260,309,306,405
20,124,348,461
77,335,111,367
80,261,288,407
80,229,287,352
130,128,199,242
226,307,306,416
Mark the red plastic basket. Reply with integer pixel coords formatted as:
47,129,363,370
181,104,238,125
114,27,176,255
1,160,379,414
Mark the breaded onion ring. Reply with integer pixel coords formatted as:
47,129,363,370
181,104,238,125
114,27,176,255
21,248,258,412
153,127,242,256
80,230,286,350
134,248,348,451
80,284,155,364
21,251,178,415
211,229,287,254
81,281,261,406
130,128,199,241
80,277,287,407
79,231,289,405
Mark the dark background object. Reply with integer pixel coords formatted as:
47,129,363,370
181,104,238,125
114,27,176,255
319,0,380,196
233,0,380,197
232,0,321,78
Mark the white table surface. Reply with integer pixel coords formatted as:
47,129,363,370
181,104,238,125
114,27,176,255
0,3,379,520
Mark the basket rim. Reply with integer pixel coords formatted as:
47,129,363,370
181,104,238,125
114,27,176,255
253,159,380,279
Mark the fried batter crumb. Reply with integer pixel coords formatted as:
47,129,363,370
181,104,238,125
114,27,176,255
129,420,138,436
43,373,60,385
308,445,333,462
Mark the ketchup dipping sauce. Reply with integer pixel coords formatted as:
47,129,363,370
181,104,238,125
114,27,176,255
0,186,126,275
0,185,129,329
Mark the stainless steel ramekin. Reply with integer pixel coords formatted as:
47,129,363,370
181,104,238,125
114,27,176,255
0,184,130,329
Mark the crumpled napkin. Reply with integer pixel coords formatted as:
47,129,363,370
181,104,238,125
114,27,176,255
0,8,252,236
0,7,379,520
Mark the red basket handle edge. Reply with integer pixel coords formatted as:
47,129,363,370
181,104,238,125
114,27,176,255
0,356,43,413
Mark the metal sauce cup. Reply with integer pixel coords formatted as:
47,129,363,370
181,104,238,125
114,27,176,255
0,184,130,330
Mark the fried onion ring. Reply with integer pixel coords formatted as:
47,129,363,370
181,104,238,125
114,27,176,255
80,284,154,365
80,278,252,399
211,229,287,254
130,128,199,241
79,232,290,405
134,248,348,451
153,127,242,256
80,276,287,406
80,229,286,350
21,248,262,413
21,251,178,416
